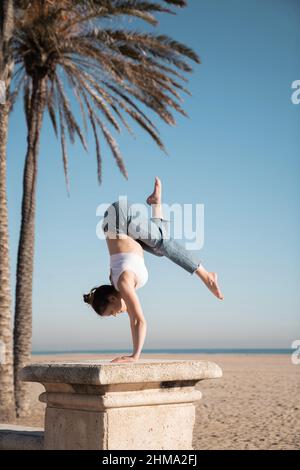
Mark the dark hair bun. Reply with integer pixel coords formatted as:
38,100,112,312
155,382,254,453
83,287,97,306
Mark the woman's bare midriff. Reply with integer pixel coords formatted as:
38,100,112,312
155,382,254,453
104,233,144,258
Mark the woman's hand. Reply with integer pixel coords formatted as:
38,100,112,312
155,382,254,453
110,355,139,363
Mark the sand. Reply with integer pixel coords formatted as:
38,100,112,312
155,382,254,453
7,353,300,450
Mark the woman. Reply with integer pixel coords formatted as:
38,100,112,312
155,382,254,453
83,177,224,363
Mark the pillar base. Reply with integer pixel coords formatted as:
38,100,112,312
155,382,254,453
21,358,222,450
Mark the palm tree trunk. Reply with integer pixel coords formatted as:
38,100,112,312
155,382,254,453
14,77,46,417
0,0,15,422
0,102,15,422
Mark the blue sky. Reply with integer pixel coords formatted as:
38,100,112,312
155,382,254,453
7,0,300,351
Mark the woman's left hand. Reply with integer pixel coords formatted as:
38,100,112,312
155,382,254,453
110,355,138,363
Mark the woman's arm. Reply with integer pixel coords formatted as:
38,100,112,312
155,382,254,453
111,272,147,362
129,316,147,360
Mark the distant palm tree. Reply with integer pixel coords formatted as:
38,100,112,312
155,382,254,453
11,0,200,416
0,0,15,422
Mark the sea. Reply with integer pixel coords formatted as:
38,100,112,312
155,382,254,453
32,348,292,355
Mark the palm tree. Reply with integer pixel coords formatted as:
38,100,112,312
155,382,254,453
0,0,15,422
11,0,200,416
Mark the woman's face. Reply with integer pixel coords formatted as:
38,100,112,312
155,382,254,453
103,295,127,317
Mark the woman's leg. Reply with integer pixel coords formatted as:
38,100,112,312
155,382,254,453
128,177,201,273
144,177,224,300
106,178,224,299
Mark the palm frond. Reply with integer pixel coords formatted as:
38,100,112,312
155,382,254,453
11,0,200,184
46,78,58,136
58,103,71,196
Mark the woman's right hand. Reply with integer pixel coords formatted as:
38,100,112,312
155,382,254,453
110,355,138,363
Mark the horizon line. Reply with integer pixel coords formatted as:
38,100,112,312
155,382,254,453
32,348,293,355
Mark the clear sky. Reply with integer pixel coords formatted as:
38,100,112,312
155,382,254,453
7,0,300,351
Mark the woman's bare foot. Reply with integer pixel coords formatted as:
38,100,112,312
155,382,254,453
146,176,161,206
195,265,224,300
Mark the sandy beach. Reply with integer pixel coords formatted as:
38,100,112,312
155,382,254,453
8,353,300,450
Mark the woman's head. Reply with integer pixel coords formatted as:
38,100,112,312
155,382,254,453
83,285,127,317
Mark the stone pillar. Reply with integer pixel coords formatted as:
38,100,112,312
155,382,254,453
21,359,222,450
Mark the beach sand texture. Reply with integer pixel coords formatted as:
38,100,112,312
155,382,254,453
6,353,300,450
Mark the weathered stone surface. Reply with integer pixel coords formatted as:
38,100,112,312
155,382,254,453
20,358,222,385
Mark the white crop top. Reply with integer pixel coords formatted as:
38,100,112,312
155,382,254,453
110,252,149,291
